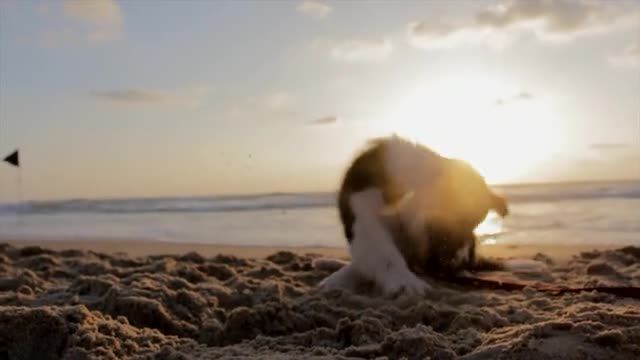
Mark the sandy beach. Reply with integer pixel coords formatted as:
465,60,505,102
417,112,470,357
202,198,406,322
2,0,639,358
0,239,638,359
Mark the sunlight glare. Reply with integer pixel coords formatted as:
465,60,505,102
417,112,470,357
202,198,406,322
475,212,505,245
475,211,504,236
379,72,566,184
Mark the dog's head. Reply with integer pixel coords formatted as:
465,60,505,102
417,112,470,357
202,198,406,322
420,213,477,277
381,197,478,276
381,157,508,276
437,158,509,227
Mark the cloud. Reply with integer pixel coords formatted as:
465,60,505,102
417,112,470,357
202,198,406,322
407,20,495,50
296,0,332,19
36,0,123,47
91,86,209,107
329,38,393,62
307,116,340,126
63,0,122,26
608,43,640,69
495,91,534,105
63,0,123,41
407,0,636,49
476,0,623,35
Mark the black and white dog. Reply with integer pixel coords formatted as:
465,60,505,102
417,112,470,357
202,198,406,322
319,135,544,296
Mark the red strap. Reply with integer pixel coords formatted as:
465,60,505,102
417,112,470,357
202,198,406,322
453,275,640,300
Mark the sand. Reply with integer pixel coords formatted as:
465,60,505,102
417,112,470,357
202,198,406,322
1,240,639,360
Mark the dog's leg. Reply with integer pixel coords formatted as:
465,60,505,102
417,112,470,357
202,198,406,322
349,187,431,296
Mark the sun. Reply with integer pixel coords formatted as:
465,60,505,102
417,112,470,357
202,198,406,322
376,72,566,184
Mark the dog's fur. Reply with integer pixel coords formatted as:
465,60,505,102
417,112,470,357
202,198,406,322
320,135,540,296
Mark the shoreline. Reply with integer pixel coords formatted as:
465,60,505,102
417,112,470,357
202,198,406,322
1,237,621,263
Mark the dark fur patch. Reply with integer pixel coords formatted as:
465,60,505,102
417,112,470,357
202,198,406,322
405,221,505,278
337,139,407,242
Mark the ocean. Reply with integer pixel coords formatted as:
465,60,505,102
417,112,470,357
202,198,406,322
0,181,638,248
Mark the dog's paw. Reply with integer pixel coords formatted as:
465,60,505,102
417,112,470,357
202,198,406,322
317,263,357,292
379,267,431,296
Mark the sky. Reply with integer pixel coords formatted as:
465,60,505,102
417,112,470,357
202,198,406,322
0,0,639,201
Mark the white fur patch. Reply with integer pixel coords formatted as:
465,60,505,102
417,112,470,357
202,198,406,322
348,188,431,296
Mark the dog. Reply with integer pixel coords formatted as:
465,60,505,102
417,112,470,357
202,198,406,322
319,135,541,296
380,154,510,279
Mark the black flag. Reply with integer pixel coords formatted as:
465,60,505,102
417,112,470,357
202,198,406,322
4,150,19,167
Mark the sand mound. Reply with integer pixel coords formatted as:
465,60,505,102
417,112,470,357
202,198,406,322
1,245,639,359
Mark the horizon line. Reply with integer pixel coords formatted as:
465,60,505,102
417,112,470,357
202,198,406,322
0,177,638,204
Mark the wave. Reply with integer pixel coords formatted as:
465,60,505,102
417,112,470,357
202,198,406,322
497,180,640,203
0,181,638,216
0,194,336,216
